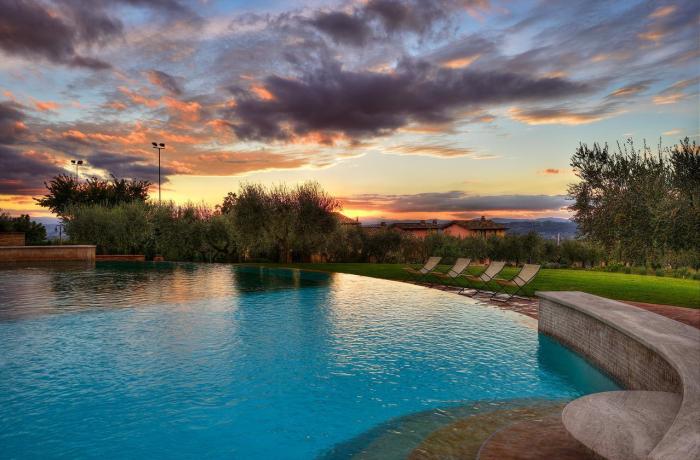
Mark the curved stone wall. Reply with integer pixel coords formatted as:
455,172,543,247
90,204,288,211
537,291,700,460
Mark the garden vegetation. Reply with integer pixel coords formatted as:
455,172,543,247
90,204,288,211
30,137,699,278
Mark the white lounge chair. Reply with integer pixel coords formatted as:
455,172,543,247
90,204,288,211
458,261,506,296
490,264,541,302
403,256,442,283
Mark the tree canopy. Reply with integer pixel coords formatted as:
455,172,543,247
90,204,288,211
36,175,151,217
568,137,699,267
231,182,341,262
0,211,47,245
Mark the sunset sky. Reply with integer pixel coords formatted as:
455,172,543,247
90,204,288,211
1,0,698,220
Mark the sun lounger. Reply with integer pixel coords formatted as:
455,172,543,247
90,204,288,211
490,264,541,302
430,258,471,287
458,261,506,296
403,256,442,282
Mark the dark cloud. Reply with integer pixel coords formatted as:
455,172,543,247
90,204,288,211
0,146,63,195
0,102,29,144
365,0,446,35
229,59,590,141
423,33,499,66
147,70,183,95
0,0,114,69
0,0,199,69
344,191,569,213
310,12,372,46
309,0,487,46
85,151,175,183
0,102,62,195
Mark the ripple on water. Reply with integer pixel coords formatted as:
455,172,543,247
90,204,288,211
0,264,618,459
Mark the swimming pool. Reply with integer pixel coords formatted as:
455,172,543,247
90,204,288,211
0,263,617,459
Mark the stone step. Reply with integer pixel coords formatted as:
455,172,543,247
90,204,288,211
561,391,681,460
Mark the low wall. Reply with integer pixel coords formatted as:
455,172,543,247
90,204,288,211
0,245,96,262
0,232,25,246
95,254,146,261
537,291,700,459
539,295,680,392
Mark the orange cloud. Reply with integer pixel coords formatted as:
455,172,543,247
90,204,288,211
653,92,684,105
62,129,88,141
106,101,128,111
251,85,275,101
509,107,610,125
163,97,201,122
34,100,60,112
649,5,676,19
591,51,631,63
539,168,560,175
388,143,475,158
193,150,309,175
638,30,665,42
608,84,646,98
441,54,480,69
118,86,160,108
291,131,348,146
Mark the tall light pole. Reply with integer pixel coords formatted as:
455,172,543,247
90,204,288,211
70,159,84,179
151,142,165,203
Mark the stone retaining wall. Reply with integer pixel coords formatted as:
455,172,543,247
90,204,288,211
95,254,146,261
0,232,25,246
0,245,96,262
539,297,681,392
537,291,700,460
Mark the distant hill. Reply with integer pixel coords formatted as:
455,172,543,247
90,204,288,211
31,217,62,239
495,218,578,239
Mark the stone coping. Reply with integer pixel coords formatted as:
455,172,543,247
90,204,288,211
536,291,700,460
0,245,96,249
562,391,681,460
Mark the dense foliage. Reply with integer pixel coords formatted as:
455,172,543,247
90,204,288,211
229,182,340,262
0,211,47,245
568,138,699,268
36,175,151,217
325,227,605,268
64,202,237,261
64,181,340,262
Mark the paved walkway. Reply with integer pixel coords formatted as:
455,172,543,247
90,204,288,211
423,285,699,329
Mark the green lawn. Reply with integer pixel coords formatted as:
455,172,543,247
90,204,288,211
252,263,700,308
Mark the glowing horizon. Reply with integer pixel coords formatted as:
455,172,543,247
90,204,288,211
1,0,697,220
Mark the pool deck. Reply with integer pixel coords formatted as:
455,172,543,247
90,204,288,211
416,283,700,459
421,284,700,329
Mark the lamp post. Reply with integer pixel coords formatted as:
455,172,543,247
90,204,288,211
56,223,64,245
70,159,84,179
151,142,165,203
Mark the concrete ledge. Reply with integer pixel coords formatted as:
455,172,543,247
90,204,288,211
0,245,96,262
96,254,146,261
537,291,700,460
562,391,681,460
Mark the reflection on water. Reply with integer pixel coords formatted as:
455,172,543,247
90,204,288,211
0,262,618,459
0,263,331,321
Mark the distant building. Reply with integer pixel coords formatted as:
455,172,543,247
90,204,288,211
441,216,508,239
358,216,507,239
382,220,439,238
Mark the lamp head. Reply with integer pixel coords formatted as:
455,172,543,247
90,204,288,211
77,160,83,165
159,143,165,147
152,142,158,147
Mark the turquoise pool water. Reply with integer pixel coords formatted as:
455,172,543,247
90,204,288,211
0,263,618,459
